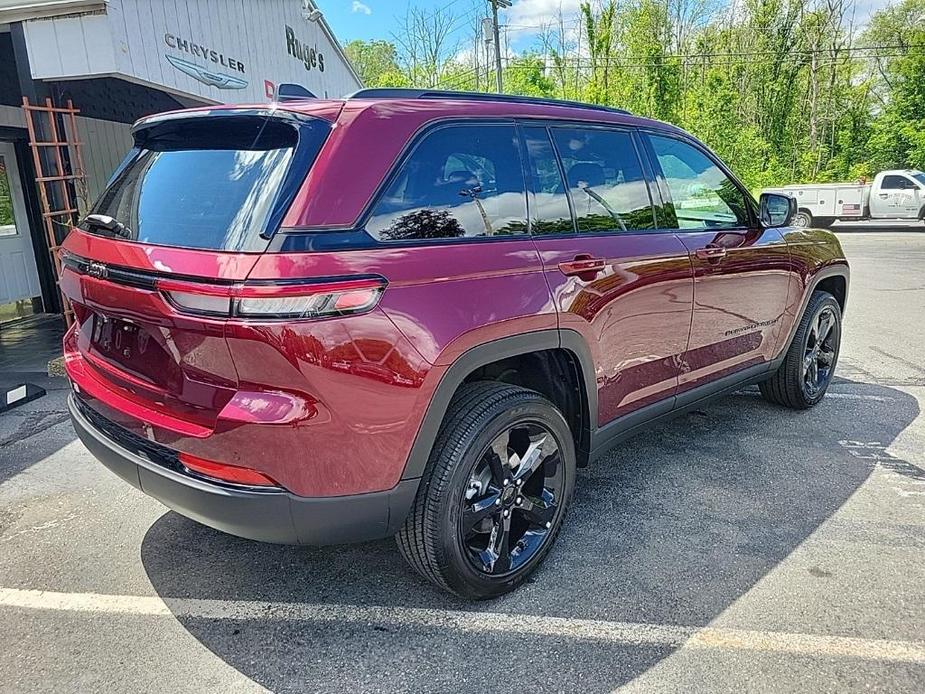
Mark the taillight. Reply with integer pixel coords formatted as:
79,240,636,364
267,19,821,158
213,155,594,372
157,277,386,320
179,452,281,488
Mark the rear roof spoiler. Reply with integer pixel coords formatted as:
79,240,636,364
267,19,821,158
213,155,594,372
276,83,317,102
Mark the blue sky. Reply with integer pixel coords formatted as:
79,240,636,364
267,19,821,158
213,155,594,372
319,0,896,51
319,1,488,46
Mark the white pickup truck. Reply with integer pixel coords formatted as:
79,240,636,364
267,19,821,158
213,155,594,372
763,169,925,227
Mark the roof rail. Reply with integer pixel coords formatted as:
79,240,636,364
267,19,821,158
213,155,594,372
345,88,632,115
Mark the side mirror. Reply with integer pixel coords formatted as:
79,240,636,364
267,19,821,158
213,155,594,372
759,192,796,227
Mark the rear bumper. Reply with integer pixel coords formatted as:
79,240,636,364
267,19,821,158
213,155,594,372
69,395,419,545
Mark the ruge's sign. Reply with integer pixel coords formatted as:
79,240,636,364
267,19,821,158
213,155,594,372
285,24,325,72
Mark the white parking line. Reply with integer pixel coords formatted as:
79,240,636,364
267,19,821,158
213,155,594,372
1,587,923,664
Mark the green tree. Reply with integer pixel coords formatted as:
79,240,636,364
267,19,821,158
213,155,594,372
863,0,925,170
503,53,556,97
339,0,924,190
344,40,407,88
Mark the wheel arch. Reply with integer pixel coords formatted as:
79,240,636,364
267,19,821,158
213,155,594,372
815,274,847,312
778,264,850,362
401,329,597,481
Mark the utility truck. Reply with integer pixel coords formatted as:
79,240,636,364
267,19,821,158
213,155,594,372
764,169,925,227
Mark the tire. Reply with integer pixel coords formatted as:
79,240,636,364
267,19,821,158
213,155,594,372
397,381,576,599
793,209,813,228
759,291,841,409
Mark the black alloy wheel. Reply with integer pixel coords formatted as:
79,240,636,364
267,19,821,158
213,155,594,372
759,290,841,409
802,304,838,398
460,422,564,576
397,381,576,599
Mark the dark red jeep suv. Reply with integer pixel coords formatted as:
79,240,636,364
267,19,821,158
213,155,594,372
62,89,849,598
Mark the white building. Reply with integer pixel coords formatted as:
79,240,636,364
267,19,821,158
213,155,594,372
0,0,361,320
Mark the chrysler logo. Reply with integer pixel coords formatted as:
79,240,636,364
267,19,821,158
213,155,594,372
87,262,108,280
165,54,248,90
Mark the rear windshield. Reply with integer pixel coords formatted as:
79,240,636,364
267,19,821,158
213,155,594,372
86,114,329,251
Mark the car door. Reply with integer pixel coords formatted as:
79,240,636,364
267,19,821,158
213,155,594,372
523,124,693,426
641,132,791,394
0,142,43,313
872,174,919,218
894,175,922,217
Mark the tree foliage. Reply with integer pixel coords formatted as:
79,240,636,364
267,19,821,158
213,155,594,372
344,40,406,88
343,0,925,190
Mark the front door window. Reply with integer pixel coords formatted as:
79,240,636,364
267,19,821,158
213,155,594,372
648,135,750,229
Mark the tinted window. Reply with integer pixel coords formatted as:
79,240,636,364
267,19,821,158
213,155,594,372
522,126,574,235
649,135,749,229
88,116,328,251
367,124,527,242
912,172,925,186
551,127,654,233
882,175,914,190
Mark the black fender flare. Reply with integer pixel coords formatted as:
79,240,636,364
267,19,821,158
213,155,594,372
776,263,850,363
400,329,597,481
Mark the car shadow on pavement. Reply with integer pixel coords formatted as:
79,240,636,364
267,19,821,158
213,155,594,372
141,378,920,693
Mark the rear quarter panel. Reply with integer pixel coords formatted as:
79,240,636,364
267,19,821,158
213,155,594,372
232,239,555,496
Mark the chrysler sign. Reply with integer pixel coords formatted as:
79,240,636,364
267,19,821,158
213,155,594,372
163,32,248,89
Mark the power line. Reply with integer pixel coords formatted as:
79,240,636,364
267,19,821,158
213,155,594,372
494,52,915,71
520,44,925,61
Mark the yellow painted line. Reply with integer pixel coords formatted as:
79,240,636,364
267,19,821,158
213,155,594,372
1,587,923,664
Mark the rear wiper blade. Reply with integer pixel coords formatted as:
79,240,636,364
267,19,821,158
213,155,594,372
83,214,132,239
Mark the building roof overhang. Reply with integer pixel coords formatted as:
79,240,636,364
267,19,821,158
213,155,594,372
0,0,104,24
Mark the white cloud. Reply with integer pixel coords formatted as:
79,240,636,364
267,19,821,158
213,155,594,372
502,0,584,49
506,0,582,32
351,1,371,15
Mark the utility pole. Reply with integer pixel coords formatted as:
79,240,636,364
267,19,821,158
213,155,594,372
488,0,511,93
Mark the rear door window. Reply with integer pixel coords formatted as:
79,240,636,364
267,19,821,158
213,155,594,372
550,127,655,233
366,123,527,242
86,115,329,251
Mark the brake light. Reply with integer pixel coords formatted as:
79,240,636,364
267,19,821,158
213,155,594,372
179,452,281,488
157,277,386,319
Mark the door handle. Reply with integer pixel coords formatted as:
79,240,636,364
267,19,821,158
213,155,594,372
558,254,606,280
694,246,727,262
878,193,889,198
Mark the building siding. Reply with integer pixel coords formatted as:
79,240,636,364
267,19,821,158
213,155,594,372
23,0,362,103
72,116,133,206
1,106,130,208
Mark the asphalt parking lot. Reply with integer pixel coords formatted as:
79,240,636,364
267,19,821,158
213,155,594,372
1,232,923,693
